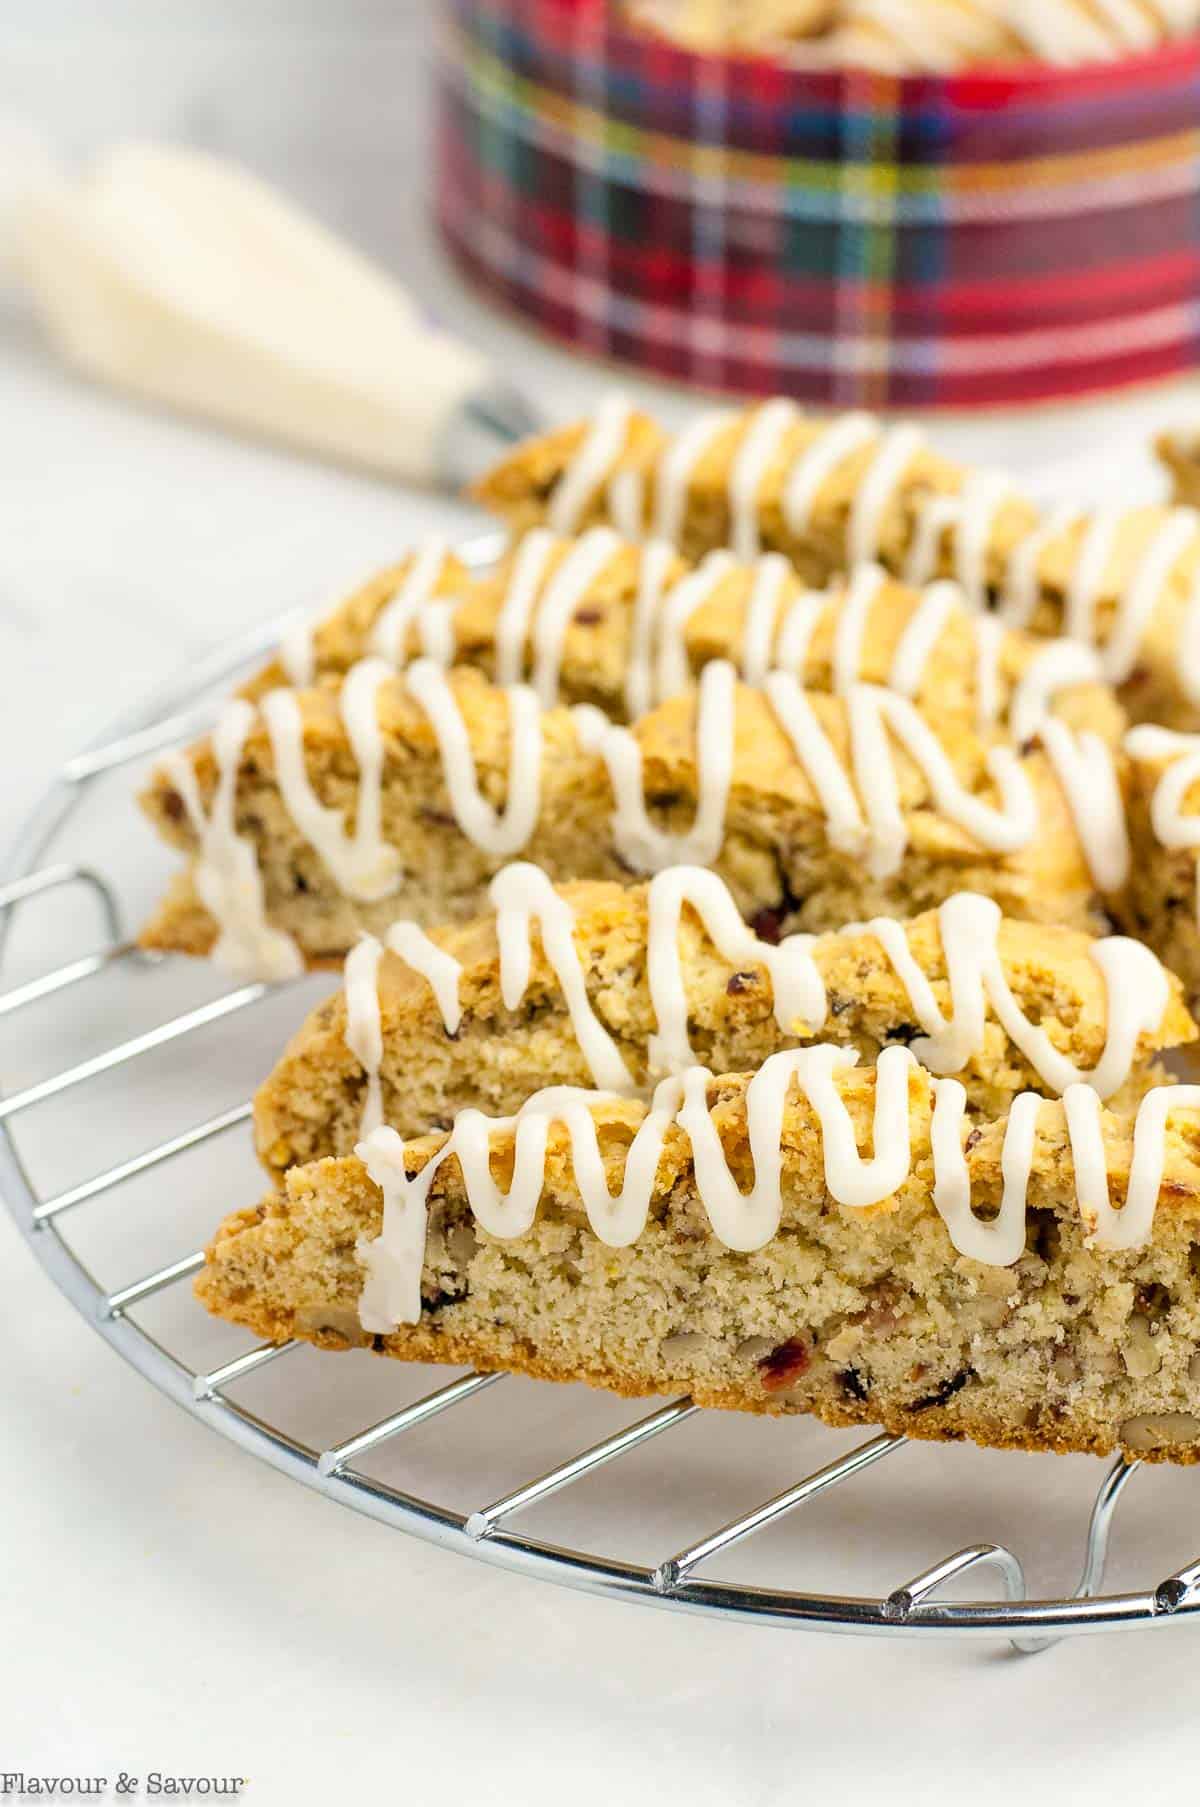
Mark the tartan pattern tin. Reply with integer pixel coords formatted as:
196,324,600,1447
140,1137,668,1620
435,0,1200,409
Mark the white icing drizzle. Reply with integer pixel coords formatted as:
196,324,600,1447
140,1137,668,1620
956,471,1012,613
497,524,623,706
782,411,877,535
344,935,386,1138
387,920,464,1035
677,1045,916,1248
1065,508,1124,648
369,537,453,666
624,538,678,721
261,658,403,901
1038,718,1131,892
608,466,646,543
492,529,558,685
355,1055,1200,1329
903,494,958,591
527,527,622,707
576,658,736,871
1125,723,1200,927
860,892,1165,1099
644,866,825,1074
774,587,827,680
279,615,317,689
357,1076,686,1326
727,399,798,562
903,473,1011,611
887,581,960,700
584,659,1039,888
655,551,737,703
161,701,303,981
1001,503,1080,631
488,863,634,1093
357,863,1162,1116
403,658,543,857
342,918,466,1140
930,1080,1035,1267
761,671,870,856
557,402,1200,717
653,410,736,546
550,394,634,536
971,614,1004,732
973,495,1199,699
1101,508,1197,685
843,681,1037,880
740,553,793,689
1065,1081,1200,1251
832,563,887,694
1008,640,1104,747
848,424,926,568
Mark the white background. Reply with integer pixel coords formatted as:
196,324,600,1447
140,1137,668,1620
2,5,1200,1803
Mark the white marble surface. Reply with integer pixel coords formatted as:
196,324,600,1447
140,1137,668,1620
4,5,1200,1803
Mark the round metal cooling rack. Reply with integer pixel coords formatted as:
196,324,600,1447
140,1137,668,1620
3,530,1200,1652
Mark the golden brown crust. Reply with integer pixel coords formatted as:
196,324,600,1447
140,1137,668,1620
199,1071,1200,1465
252,876,1194,1179
139,670,1114,966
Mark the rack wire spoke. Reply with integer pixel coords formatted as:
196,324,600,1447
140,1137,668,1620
466,1396,698,1541
319,1371,503,1476
194,1339,303,1400
654,1432,906,1594
103,1249,207,1316
0,862,131,1015
0,862,122,940
33,1101,254,1224
0,983,271,1120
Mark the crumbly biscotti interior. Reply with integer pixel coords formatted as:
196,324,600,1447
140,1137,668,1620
253,877,1193,1179
199,1066,1200,1465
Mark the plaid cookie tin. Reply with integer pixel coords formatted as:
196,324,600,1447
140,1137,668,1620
435,0,1200,409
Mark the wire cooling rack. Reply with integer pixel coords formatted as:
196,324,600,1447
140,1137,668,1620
4,532,1200,1653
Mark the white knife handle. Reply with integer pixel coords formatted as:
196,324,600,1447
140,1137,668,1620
13,142,519,488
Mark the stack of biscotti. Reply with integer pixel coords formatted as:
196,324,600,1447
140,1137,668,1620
138,393,1200,1464
200,863,1200,1463
138,502,1139,975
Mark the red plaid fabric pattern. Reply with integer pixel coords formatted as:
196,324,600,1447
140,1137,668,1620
436,0,1200,408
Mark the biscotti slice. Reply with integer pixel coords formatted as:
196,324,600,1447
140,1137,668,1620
254,865,1193,1179
139,660,1122,974
245,526,1123,739
475,396,1200,730
197,1053,1200,1464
